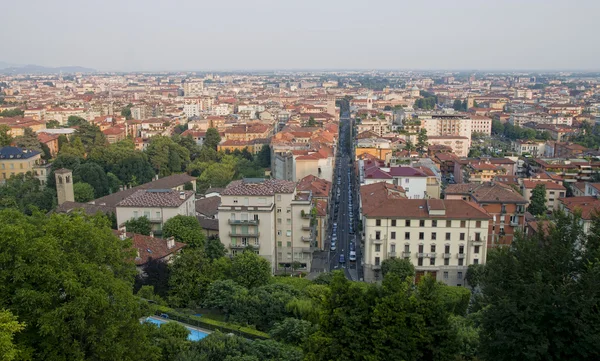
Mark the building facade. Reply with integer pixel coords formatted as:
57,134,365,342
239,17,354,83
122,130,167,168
218,179,316,272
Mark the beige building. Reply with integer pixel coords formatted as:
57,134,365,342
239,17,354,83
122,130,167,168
116,189,196,235
521,180,566,212
427,136,470,157
360,182,491,285
218,179,316,272
0,146,42,182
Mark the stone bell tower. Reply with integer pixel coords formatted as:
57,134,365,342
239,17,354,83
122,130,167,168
55,168,75,205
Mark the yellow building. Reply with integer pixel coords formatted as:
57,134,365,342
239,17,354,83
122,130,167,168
0,146,42,181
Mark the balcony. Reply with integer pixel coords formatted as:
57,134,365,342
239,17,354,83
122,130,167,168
302,225,312,231
229,231,260,237
388,252,397,258
401,251,411,258
228,219,259,225
443,253,452,258
457,253,466,259
510,221,519,227
301,212,311,219
301,236,312,242
372,264,382,271
417,252,426,258
470,237,485,246
370,235,386,244
147,218,162,223
301,246,319,253
427,252,437,258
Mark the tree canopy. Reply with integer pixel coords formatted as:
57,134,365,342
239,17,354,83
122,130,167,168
0,210,155,360
527,183,547,216
163,215,206,248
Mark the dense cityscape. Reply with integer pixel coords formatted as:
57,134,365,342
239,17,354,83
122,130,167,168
0,68,599,360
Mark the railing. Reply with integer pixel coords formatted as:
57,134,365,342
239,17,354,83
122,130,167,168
443,253,452,258
301,236,312,242
417,252,426,258
300,246,319,253
229,231,260,237
302,225,312,231
510,221,519,227
228,219,259,225
301,213,311,219
372,264,381,271
427,252,437,258
401,251,411,258
388,252,397,258
457,253,466,259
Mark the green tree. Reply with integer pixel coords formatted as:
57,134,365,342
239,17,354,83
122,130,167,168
0,173,55,214
204,128,221,151
59,136,86,158
270,318,315,346
0,309,25,361
145,321,191,361
198,161,235,189
121,104,133,120
255,144,271,168
465,263,485,289
491,119,504,135
452,99,463,111
230,250,271,289
14,127,41,152
67,115,87,127
168,249,215,307
46,119,61,129
404,139,416,152
75,122,106,154
73,182,95,202
478,211,600,361
381,257,415,280
124,216,152,235
0,125,12,146
416,128,428,154
202,280,248,315
74,162,110,197
205,237,226,260
146,136,190,176
177,332,303,361
163,215,205,247
0,210,155,361
527,183,547,216
135,258,171,298
307,116,316,127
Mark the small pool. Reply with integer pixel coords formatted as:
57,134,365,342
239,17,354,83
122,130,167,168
145,317,209,341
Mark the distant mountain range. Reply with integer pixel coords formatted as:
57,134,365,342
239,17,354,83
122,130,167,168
0,62,95,74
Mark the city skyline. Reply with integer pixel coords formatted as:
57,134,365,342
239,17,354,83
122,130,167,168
1,0,598,72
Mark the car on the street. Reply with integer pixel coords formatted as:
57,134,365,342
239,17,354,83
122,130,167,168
349,242,355,251
331,242,337,251
349,251,356,261
339,254,345,263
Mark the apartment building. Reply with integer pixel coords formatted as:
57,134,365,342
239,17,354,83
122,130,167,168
559,196,600,234
116,189,196,235
360,182,490,285
218,179,317,272
521,179,566,212
183,80,204,96
0,146,42,182
445,182,528,246
427,136,470,157
528,158,600,183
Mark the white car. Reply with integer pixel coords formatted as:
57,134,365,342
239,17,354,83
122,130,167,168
331,242,337,251
349,251,357,261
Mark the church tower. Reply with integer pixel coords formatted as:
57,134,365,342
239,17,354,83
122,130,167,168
55,168,75,205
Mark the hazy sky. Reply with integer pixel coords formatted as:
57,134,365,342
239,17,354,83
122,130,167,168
1,0,598,71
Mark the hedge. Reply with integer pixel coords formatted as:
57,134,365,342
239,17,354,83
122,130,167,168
152,305,270,340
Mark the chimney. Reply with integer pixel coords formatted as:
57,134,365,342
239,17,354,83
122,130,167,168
179,191,185,200
118,225,127,240
155,174,159,180
167,236,175,249
119,185,124,192
149,231,154,238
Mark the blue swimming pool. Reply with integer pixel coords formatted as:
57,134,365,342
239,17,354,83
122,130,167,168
145,317,209,341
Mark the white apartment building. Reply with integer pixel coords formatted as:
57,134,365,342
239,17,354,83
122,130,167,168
211,103,232,116
469,115,492,135
116,189,196,235
218,179,317,272
183,80,204,96
419,114,472,139
356,118,392,137
183,98,202,118
360,183,491,285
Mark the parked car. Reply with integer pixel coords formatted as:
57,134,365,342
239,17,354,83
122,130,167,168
339,254,346,263
331,242,337,251
349,251,356,261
